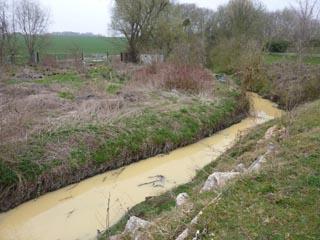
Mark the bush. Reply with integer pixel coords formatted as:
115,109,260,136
208,37,242,74
163,65,213,94
131,63,215,94
208,38,268,93
267,63,320,109
169,37,207,66
265,40,289,53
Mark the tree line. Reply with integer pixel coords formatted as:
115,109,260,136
0,0,49,65
111,0,320,66
1,0,319,67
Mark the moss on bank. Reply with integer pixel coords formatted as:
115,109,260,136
0,88,249,212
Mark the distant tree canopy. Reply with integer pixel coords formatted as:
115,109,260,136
111,0,169,62
111,0,319,65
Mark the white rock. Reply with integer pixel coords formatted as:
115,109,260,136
109,235,121,240
134,232,144,240
278,127,287,140
191,211,203,225
176,193,189,207
192,230,201,240
264,126,278,140
266,143,277,155
247,156,267,173
124,216,150,236
235,163,246,173
176,228,189,240
152,182,164,188
200,172,240,193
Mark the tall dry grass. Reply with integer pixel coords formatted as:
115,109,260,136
128,63,215,95
1,62,216,148
0,82,126,144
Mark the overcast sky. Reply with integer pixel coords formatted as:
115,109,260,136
39,0,292,36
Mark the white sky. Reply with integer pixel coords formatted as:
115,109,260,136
38,0,292,36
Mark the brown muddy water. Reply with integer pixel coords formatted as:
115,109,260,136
0,93,283,240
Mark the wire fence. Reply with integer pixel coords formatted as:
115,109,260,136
3,52,121,67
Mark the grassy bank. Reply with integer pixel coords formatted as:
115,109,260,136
107,99,320,239
211,49,320,110
264,53,320,65
0,63,249,212
249,62,320,110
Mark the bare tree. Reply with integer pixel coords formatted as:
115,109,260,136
0,1,8,65
178,4,213,37
225,0,266,39
148,5,185,57
16,0,49,64
111,0,169,62
206,0,267,71
6,1,18,64
291,0,319,61
266,9,296,41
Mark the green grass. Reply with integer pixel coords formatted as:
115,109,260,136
5,64,121,85
106,84,121,94
5,72,86,85
80,95,243,165
106,99,320,239
196,103,320,239
264,53,320,65
58,91,75,100
40,73,85,84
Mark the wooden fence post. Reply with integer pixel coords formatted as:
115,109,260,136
36,52,40,64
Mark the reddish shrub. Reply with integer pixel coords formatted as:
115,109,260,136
130,63,215,94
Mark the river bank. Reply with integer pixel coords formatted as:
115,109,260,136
0,93,282,240
0,63,249,212
110,98,319,240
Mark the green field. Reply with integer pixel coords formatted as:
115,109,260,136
17,35,127,56
264,53,320,65
45,36,127,55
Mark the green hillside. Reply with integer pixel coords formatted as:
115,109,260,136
45,35,127,55
17,35,127,55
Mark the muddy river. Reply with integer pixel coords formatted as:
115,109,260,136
0,93,283,240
